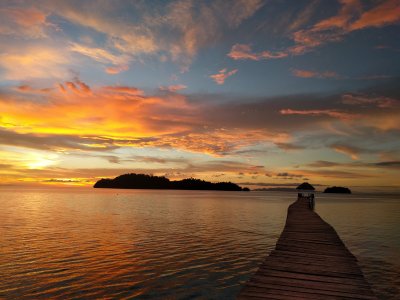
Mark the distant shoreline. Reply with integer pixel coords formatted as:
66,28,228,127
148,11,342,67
94,173,250,191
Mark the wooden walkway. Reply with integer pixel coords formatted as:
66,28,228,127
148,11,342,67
238,197,377,300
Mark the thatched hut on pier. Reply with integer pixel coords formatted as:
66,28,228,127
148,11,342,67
296,182,315,208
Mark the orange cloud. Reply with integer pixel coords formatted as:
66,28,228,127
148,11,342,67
313,0,362,31
331,144,360,160
44,0,262,72
17,85,33,92
0,80,195,142
16,85,52,93
290,0,400,54
47,3,158,56
230,0,400,60
165,0,264,71
61,79,92,95
105,65,129,74
0,46,69,80
228,44,288,60
280,108,356,120
350,0,400,30
0,78,298,157
132,129,289,156
159,85,187,93
292,69,338,78
361,110,400,131
289,27,344,56
58,84,67,93
210,68,238,85
341,94,398,108
0,7,49,38
75,79,91,94
70,43,130,67
102,86,144,96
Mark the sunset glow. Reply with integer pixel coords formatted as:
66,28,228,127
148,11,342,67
0,0,399,191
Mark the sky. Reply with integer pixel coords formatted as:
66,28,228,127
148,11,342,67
0,0,399,192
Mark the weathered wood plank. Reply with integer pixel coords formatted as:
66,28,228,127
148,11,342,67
249,276,374,295
244,282,377,300
259,256,361,271
249,269,371,287
268,250,357,262
238,197,377,299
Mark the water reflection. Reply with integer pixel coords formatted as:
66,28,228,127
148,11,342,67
0,190,398,299
0,189,289,299
316,193,400,299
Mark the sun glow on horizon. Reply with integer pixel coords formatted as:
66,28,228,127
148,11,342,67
26,153,59,170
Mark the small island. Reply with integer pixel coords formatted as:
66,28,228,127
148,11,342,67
94,173,248,191
323,186,352,194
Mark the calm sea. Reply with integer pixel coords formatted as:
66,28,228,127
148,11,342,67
0,189,399,299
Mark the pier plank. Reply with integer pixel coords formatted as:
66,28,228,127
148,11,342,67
238,197,377,299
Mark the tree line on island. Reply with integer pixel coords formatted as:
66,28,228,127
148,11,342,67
94,174,352,194
323,186,351,194
94,173,250,191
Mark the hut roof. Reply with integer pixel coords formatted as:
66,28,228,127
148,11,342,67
296,182,315,190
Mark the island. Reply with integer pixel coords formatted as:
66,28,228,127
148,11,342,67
93,173,249,191
323,186,352,194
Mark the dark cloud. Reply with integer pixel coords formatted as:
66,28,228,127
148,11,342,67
0,163,14,168
184,160,266,173
275,143,305,151
190,82,400,142
307,160,341,168
231,149,266,155
133,156,189,164
0,127,118,151
307,160,400,170
373,161,400,168
104,155,120,164
43,179,85,183
295,169,373,179
276,172,304,178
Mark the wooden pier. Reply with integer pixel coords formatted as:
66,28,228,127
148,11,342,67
238,197,377,299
